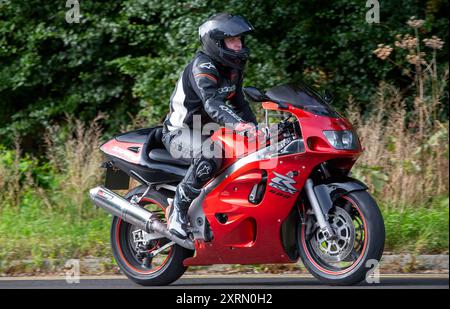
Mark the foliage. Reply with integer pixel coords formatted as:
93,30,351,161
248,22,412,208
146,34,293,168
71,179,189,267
350,17,449,205
0,0,448,148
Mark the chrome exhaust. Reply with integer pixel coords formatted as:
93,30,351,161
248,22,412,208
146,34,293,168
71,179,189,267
89,186,195,250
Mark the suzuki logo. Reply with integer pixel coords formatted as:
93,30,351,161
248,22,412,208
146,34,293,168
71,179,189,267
269,172,298,194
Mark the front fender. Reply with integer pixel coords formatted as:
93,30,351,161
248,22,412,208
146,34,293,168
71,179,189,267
313,177,369,215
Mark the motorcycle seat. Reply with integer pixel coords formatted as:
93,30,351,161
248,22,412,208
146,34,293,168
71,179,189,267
149,148,191,166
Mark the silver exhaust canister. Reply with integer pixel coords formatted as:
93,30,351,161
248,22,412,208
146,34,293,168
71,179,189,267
89,186,195,250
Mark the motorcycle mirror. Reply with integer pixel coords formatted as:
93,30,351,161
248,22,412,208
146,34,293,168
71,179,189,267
322,90,334,104
243,86,269,102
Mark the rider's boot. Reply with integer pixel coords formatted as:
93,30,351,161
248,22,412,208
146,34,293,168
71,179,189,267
167,184,200,239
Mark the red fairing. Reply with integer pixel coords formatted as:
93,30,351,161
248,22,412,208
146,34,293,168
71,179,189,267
211,127,270,171
184,102,362,266
185,155,305,265
287,105,360,154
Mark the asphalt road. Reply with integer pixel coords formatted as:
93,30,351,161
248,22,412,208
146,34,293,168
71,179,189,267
0,274,448,289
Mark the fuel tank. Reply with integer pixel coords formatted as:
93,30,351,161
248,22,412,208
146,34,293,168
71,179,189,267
211,127,266,170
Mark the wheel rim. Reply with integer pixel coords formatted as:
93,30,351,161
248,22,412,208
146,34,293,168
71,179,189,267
302,195,368,275
115,199,173,275
310,207,356,263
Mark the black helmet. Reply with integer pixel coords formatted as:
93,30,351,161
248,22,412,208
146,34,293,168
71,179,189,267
199,13,254,70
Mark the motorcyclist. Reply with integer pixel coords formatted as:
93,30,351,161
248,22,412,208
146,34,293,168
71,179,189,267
162,13,258,239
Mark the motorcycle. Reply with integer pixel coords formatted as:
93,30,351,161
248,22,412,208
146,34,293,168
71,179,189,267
89,82,385,286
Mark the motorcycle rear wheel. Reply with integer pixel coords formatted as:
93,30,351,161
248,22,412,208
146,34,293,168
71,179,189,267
110,188,194,286
298,190,385,286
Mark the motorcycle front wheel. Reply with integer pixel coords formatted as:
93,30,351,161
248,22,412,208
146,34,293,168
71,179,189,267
298,190,385,286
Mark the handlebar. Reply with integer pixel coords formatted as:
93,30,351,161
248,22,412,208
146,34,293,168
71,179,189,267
235,119,300,146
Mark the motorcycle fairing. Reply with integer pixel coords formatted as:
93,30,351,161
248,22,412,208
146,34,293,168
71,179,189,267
184,103,362,266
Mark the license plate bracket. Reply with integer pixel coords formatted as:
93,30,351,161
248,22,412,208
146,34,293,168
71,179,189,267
105,167,130,190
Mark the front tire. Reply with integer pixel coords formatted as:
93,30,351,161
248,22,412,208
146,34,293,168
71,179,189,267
298,190,385,286
110,188,193,286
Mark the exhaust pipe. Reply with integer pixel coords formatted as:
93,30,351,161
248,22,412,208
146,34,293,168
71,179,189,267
89,186,195,250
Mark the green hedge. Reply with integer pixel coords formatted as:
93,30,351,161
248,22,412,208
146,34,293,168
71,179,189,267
1,0,448,148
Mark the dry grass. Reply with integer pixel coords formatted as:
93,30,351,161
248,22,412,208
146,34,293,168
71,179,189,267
353,18,450,207
350,82,448,207
0,135,26,208
43,114,106,217
1,115,106,216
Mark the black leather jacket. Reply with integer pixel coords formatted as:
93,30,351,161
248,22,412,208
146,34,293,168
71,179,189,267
163,51,257,132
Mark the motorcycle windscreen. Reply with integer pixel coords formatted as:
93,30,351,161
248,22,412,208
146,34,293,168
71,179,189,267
265,82,339,118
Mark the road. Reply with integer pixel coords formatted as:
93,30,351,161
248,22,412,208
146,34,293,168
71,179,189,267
0,274,448,289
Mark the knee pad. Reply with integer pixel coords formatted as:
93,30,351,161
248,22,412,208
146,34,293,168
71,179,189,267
195,159,217,182
195,161,215,182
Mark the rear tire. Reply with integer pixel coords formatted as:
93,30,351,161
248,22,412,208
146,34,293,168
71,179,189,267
298,190,385,286
110,187,194,286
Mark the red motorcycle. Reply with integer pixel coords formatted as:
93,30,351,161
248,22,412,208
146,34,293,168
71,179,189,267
89,82,385,286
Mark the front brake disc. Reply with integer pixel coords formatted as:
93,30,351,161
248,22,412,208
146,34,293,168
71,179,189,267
310,207,355,264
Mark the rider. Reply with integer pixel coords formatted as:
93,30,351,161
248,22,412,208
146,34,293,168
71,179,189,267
162,13,258,239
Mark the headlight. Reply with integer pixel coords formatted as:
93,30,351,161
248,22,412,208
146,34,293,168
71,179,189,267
323,130,359,150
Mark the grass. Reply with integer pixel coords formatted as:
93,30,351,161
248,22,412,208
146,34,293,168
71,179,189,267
382,195,449,254
0,194,447,275
0,200,111,274
0,115,114,274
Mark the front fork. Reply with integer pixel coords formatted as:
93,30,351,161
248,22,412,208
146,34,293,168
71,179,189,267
304,175,335,241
